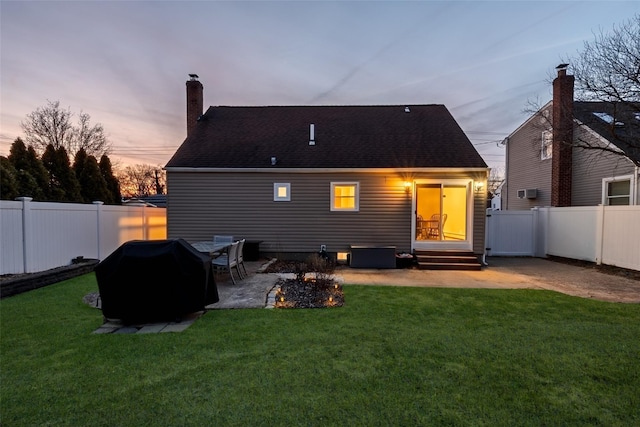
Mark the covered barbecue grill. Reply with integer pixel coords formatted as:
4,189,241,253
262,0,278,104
95,239,218,323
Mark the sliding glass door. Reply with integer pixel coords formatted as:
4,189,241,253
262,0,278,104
414,180,472,249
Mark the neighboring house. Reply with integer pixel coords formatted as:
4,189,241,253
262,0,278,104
503,65,640,209
139,194,167,208
165,76,488,263
490,181,503,210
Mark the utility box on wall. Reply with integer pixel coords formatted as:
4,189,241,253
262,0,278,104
349,245,397,269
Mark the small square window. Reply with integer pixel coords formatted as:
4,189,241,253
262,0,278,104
331,182,359,211
541,130,552,160
274,183,290,202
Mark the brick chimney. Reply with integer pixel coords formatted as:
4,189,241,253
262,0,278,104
186,74,203,136
551,64,574,207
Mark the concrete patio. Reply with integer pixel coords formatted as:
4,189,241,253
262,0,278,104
92,256,640,334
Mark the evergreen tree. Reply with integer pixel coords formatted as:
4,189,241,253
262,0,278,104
41,144,82,202
0,156,20,200
78,155,109,203
55,146,82,202
26,146,50,200
41,144,66,201
99,155,121,205
72,148,88,186
8,138,44,199
8,138,29,170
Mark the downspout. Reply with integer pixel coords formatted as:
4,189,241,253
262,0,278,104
635,166,640,205
482,170,490,266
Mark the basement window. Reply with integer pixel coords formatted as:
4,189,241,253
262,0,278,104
273,183,291,202
331,182,359,211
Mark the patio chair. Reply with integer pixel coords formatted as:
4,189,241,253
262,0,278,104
213,235,234,245
236,239,248,278
416,215,426,239
427,214,447,239
212,235,234,257
212,241,241,285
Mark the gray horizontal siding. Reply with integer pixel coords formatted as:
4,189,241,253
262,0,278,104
571,127,636,206
168,172,412,254
473,189,486,255
505,118,552,210
168,170,488,256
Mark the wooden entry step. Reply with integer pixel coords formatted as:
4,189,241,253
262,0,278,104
415,250,482,271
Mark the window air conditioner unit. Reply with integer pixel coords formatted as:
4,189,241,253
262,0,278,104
517,189,537,199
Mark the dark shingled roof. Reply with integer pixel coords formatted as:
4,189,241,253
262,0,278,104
165,105,487,169
573,101,640,165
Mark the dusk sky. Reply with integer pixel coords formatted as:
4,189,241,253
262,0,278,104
1,1,638,170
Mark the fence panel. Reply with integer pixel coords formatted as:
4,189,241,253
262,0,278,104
28,202,98,273
485,210,535,256
546,207,598,262
601,206,640,271
0,200,166,275
0,201,25,274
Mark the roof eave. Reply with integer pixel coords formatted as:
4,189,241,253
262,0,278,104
164,167,489,173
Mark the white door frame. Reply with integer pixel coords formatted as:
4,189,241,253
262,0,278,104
411,179,474,251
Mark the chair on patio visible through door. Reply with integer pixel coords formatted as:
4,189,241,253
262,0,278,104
426,214,447,239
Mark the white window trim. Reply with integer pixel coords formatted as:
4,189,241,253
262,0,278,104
273,183,291,202
541,130,552,160
601,174,635,205
330,182,359,211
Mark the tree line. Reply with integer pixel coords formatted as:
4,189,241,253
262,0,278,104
1,138,121,204
1,100,167,203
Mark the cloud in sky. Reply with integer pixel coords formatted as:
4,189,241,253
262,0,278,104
1,1,638,169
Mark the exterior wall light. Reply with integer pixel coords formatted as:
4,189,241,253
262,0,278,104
475,181,484,192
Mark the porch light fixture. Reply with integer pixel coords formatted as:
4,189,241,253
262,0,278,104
475,181,484,192
403,181,412,194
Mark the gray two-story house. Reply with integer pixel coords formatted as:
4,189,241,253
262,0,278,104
503,65,640,209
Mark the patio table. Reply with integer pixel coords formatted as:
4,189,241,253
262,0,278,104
191,241,232,259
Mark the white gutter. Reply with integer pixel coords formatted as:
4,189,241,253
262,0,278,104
164,167,490,173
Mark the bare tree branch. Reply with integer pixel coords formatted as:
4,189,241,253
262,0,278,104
21,100,111,159
117,164,166,198
524,15,640,167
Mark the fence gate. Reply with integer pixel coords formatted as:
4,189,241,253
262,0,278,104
485,209,536,256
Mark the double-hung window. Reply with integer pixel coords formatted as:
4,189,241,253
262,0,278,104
602,175,633,205
331,182,359,211
541,130,552,160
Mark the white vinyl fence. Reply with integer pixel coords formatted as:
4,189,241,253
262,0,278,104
486,205,640,271
1,198,166,275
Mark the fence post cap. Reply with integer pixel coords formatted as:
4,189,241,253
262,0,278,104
15,197,33,202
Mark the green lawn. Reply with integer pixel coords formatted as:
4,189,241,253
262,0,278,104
2,273,639,426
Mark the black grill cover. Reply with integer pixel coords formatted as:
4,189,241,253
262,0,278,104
95,239,218,323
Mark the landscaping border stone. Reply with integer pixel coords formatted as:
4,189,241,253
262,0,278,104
0,259,99,299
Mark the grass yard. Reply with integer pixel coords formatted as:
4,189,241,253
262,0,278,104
1,273,639,426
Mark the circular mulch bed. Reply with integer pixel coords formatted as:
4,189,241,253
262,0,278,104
263,259,344,308
273,278,344,309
